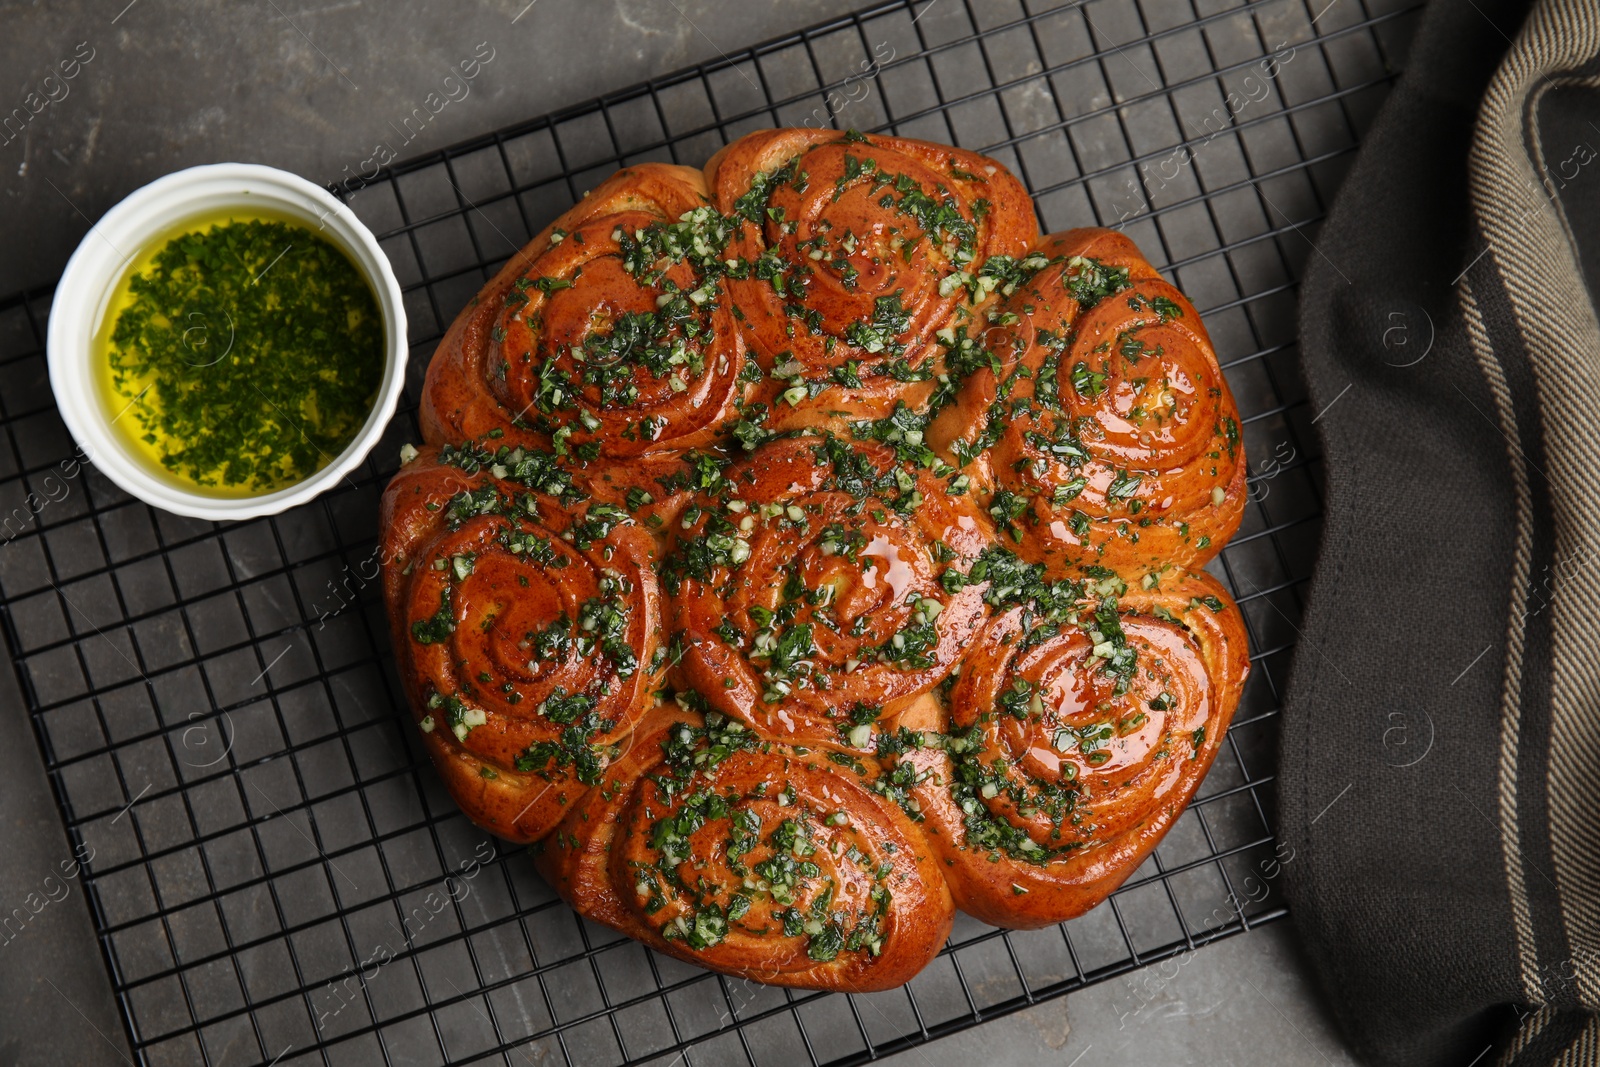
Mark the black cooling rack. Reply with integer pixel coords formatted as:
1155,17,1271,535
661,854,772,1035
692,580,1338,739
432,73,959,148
0,0,1419,1063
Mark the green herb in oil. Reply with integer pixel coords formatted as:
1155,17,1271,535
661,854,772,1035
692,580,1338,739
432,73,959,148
105,218,383,493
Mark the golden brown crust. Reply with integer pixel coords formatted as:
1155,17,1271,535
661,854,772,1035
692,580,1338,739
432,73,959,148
665,434,991,745
705,128,1038,433
420,163,752,456
896,570,1249,927
927,228,1246,575
535,706,955,991
382,129,1252,990
380,445,667,844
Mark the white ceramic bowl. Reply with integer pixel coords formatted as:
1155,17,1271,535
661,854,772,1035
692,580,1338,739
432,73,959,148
47,163,407,521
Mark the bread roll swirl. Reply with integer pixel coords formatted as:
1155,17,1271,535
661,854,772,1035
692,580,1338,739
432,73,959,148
706,129,1036,431
536,707,955,991
928,229,1246,573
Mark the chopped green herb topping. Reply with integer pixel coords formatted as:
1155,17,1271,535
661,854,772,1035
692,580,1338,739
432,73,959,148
105,219,384,492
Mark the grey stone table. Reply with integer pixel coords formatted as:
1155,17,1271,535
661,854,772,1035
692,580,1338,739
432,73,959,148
0,1,1366,1064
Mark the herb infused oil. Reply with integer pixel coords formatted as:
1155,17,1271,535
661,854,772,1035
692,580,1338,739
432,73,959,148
94,213,384,496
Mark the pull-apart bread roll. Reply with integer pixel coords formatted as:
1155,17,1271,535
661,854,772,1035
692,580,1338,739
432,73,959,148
383,128,1251,991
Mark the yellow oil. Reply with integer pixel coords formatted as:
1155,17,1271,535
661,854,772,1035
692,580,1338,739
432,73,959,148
91,207,376,499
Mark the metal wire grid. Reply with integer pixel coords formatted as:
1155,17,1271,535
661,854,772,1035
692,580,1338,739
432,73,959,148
0,0,1418,1063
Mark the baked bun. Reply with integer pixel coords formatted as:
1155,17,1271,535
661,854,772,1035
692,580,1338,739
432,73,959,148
382,128,1251,992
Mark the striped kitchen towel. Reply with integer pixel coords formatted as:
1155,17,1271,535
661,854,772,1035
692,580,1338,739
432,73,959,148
1282,0,1600,1063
